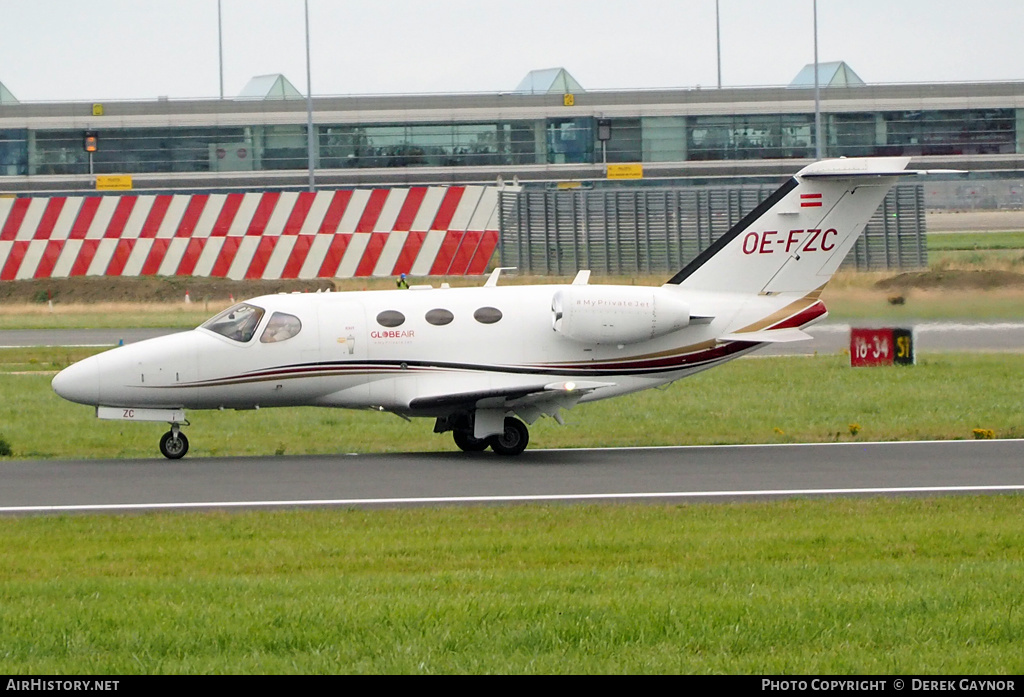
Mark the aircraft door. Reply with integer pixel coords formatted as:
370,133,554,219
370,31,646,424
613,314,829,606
316,299,370,405
318,299,367,362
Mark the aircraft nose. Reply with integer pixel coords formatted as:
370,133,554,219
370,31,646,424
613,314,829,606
52,357,101,406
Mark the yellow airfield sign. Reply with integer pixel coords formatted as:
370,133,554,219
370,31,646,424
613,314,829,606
95,175,133,191
606,163,643,180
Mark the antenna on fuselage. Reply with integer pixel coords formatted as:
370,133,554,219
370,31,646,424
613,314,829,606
484,267,518,287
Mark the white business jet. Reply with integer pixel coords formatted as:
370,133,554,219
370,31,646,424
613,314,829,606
52,157,925,458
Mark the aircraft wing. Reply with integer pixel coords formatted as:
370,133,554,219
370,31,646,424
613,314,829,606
408,380,615,424
717,328,813,343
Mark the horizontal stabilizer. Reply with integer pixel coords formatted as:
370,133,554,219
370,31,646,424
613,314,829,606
717,328,813,343
796,157,918,179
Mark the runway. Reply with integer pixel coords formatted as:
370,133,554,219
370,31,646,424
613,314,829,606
1,440,1022,514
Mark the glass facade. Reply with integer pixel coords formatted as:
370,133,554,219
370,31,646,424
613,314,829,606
1,107,1019,178
879,109,1015,156
28,127,249,175
318,121,540,169
686,114,815,160
545,117,593,164
0,129,28,175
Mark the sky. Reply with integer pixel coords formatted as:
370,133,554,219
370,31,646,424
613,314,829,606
0,0,1021,102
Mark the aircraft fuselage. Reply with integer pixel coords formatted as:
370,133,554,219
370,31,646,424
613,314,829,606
53,283,804,416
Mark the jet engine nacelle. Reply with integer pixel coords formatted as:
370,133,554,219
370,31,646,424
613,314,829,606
551,285,691,345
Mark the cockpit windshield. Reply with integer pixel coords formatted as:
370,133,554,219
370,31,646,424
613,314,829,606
200,303,266,343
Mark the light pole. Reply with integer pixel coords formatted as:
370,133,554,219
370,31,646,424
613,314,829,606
218,0,224,99
305,0,315,191
813,0,822,159
716,0,722,89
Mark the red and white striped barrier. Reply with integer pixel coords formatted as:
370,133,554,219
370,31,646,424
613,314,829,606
0,185,503,281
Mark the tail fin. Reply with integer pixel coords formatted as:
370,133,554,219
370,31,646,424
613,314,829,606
666,157,913,294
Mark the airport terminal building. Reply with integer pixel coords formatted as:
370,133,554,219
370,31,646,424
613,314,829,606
0,67,1020,279
1,66,1022,191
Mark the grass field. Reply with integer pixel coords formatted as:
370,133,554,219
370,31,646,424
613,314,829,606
927,231,1024,251
1,497,1022,674
926,231,1024,270
2,350,1022,459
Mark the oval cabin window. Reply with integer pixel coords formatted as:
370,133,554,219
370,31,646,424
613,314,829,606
473,307,502,324
376,310,406,328
425,308,454,326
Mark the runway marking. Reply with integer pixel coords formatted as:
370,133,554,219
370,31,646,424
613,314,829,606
533,437,1024,452
3,484,1023,514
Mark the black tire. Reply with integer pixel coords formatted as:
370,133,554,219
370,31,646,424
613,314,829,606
159,431,189,459
453,429,489,452
488,417,529,456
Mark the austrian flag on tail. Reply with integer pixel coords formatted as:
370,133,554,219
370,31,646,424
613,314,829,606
800,193,823,207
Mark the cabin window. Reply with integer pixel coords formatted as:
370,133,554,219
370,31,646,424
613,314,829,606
425,308,454,326
376,310,406,327
473,306,502,324
201,303,266,343
260,312,302,343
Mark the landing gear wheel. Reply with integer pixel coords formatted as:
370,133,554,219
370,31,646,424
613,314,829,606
453,429,489,452
488,417,529,456
159,430,189,459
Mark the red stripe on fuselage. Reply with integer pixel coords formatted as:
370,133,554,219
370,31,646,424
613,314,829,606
767,300,827,330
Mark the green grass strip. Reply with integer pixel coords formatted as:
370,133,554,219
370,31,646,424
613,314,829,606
2,353,1022,459
0,498,1021,674
927,231,1024,251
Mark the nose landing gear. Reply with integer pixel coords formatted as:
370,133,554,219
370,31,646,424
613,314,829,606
159,424,189,459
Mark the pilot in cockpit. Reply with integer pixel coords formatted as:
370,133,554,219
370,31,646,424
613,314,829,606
260,312,302,343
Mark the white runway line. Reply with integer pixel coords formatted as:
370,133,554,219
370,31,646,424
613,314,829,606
3,484,1023,515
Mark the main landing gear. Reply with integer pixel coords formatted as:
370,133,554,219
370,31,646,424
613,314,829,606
452,416,530,456
159,424,189,459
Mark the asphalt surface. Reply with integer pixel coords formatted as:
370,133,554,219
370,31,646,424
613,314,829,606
1,440,1022,514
